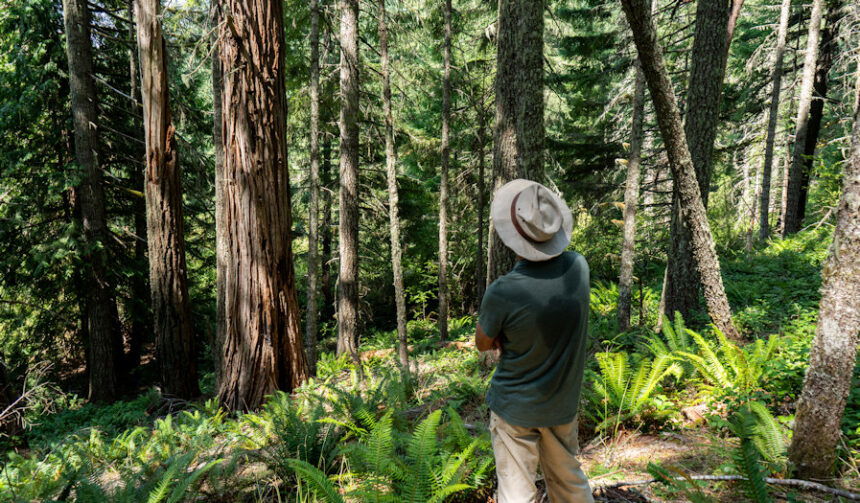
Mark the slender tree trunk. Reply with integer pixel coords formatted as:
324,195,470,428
796,2,840,225
618,63,646,332
321,131,334,322
135,0,199,398
664,0,732,322
127,0,149,370
782,0,825,235
488,0,544,283
788,67,860,479
210,0,226,371
62,0,123,402
474,111,488,308
336,0,361,365
438,0,452,341
758,0,791,239
306,0,322,375
378,0,409,374
216,0,309,410
620,0,740,341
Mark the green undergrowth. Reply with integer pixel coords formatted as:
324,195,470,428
4,228,859,500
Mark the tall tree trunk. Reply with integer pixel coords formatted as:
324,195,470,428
516,0,544,182
306,0,322,375
135,0,199,398
795,1,840,225
758,0,791,239
62,0,123,402
438,0,452,341
488,0,544,284
618,63,646,332
782,0,825,235
474,110,488,308
787,66,860,479
620,0,740,341
210,0,227,371
321,131,334,323
664,0,732,322
127,0,149,370
216,0,308,410
336,0,361,364
378,0,409,374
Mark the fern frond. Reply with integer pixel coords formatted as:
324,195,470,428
166,458,224,503
285,458,346,503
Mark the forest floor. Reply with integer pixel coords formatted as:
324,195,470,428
3,228,860,501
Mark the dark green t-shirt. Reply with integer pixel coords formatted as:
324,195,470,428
479,251,590,428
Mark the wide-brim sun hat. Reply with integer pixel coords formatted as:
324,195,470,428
491,179,573,262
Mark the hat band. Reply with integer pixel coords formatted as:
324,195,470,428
510,193,539,243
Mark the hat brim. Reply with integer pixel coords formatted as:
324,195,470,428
491,179,573,262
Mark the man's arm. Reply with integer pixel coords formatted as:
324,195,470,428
475,323,501,352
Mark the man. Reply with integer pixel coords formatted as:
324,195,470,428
476,179,593,503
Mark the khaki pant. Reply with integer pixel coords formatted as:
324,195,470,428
489,411,594,503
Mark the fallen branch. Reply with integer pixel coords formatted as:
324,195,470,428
594,474,860,500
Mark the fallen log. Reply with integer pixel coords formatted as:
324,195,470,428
594,474,860,500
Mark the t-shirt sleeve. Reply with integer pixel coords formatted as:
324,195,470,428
479,283,506,340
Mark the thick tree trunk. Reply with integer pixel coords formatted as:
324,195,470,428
758,0,791,239
62,0,123,402
620,0,740,341
488,0,543,283
135,0,199,398
788,68,860,479
336,0,361,364
378,0,409,373
516,0,544,182
795,2,840,226
210,0,226,370
127,0,150,370
618,64,645,332
438,0,452,341
306,0,322,375
216,0,308,410
664,0,731,322
782,0,825,235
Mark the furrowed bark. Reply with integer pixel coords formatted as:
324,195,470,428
489,0,544,283
216,0,309,410
136,0,198,398
664,0,732,322
62,0,124,402
620,0,740,341
336,0,361,367
788,61,860,479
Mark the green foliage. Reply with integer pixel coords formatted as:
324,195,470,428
72,452,224,503
676,327,779,397
260,392,340,483
292,408,487,503
728,405,774,503
584,351,682,432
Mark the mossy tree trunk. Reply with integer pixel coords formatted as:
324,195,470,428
620,0,740,341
